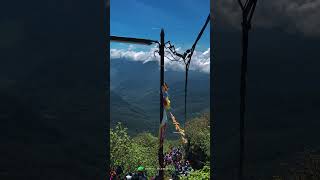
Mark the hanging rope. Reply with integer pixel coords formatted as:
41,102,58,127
162,14,210,123
182,14,210,123
155,14,210,135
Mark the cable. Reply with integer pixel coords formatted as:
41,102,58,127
155,14,210,133
183,14,210,123
165,50,183,62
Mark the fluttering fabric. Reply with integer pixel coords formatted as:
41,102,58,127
159,108,167,147
160,83,187,144
169,112,187,144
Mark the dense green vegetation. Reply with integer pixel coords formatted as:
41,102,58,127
110,113,210,179
179,165,210,180
110,122,180,178
184,113,210,169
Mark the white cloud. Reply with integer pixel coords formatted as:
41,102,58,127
110,46,210,73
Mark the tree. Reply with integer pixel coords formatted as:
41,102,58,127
184,113,210,169
110,122,177,178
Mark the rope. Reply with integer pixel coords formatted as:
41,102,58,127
183,14,210,123
162,15,210,123
156,14,210,145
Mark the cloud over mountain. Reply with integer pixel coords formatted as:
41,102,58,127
110,46,210,73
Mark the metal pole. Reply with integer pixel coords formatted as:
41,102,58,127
158,29,165,179
110,36,158,45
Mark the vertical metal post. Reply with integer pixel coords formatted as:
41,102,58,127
158,29,165,179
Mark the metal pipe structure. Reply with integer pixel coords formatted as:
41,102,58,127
110,36,158,45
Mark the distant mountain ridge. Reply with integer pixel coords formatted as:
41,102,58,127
110,58,210,137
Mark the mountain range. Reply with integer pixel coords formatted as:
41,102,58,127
110,58,210,137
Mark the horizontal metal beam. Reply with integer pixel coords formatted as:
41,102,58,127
110,36,158,45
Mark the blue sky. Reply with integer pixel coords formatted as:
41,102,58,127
110,0,210,51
